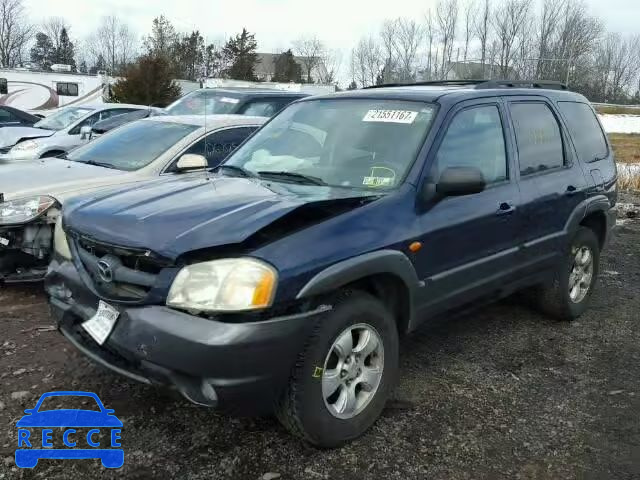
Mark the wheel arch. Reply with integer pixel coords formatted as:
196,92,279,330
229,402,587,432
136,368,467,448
296,250,422,334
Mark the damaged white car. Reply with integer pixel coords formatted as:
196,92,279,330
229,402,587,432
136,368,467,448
0,114,265,282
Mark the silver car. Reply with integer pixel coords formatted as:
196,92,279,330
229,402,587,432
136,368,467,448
0,114,265,282
0,104,148,162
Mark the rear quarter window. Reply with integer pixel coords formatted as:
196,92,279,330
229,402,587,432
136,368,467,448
557,101,608,163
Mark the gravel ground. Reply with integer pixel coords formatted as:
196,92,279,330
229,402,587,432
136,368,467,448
0,193,639,480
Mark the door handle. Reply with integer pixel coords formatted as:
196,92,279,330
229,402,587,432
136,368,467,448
565,185,579,196
496,202,516,216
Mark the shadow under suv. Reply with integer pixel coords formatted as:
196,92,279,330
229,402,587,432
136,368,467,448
46,80,617,448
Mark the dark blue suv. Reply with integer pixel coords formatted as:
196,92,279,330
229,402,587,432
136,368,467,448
46,80,617,448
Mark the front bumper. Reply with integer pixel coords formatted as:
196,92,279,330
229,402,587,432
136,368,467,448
46,255,328,412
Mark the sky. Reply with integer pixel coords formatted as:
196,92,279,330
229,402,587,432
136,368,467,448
23,0,640,81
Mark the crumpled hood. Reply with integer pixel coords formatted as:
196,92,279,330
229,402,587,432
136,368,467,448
0,159,129,202
0,126,55,148
64,175,375,260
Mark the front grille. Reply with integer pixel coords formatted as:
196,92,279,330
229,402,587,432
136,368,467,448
70,232,171,302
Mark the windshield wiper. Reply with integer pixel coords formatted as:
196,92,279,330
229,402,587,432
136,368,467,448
215,164,255,178
84,160,118,170
257,171,328,186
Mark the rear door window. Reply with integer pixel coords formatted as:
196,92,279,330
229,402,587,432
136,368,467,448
510,102,564,176
557,101,608,163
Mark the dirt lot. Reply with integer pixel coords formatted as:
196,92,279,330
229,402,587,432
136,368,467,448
0,194,639,480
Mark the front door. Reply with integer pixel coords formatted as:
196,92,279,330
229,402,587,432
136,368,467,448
413,99,522,320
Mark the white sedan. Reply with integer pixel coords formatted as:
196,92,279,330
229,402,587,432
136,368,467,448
0,104,148,162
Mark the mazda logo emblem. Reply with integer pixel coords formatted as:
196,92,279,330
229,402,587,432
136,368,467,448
97,260,114,283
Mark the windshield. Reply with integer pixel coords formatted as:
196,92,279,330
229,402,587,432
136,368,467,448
37,395,101,412
33,107,93,131
166,90,241,115
225,99,436,189
67,120,199,171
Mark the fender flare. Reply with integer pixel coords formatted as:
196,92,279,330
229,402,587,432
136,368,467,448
564,194,610,234
296,249,423,300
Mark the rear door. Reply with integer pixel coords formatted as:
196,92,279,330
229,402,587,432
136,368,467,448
413,99,522,317
505,97,589,274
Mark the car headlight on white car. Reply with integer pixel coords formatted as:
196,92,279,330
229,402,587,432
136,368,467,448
10,140,39,152
167,258,277,313
0,196,56,225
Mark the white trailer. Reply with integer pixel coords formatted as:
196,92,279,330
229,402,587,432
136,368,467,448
0,69,108,112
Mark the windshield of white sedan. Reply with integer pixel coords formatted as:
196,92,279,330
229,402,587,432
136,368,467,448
165,90,241,115
224,99,435,189
67,121,198,171
33,107,92,131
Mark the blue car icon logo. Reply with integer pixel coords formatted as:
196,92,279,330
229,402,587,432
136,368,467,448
15,391,123,469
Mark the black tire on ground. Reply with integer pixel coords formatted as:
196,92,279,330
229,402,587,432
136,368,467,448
537,226,600,321
276,290,399,448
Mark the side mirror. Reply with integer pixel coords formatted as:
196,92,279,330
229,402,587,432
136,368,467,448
80,125,92,140
176,154,208,172
419,166,486,207
23,409,34,415
436,166,486,197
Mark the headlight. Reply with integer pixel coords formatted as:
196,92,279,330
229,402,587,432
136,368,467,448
11,140,39,152
167,258,277,312
53,216,71,260
0,196,56,224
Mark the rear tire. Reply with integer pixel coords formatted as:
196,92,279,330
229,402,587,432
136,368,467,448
276,290,399,448
536,227,600,321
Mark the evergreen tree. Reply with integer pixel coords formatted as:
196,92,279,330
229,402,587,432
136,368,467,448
144,15,178,59
222,28,259,81
111,54,181,106
30,33,55,70
89,54,107,74
77,60,88,74
347,80,358,90
272,49,302,82
174,31,205,80
56,28,76,70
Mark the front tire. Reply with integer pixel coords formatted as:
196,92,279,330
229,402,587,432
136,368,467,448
537,227,600,321
276,291,399,448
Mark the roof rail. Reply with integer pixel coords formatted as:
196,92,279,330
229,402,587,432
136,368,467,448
478,80,568,90
363,80,487,89
363,79,569,91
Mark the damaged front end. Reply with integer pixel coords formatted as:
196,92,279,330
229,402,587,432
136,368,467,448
0,194,59,282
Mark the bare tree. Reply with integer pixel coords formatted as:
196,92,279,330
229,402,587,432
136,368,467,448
87,16,138,75
351,36,384,87
293,36,324,83
393,18,422,82
315,48,341,84
380,19,398,82
424,10,436,80
0,0,33,67
492,0,532,77
462,1,476,65
435,0,459,79
474,0,492,77
42,16,68,54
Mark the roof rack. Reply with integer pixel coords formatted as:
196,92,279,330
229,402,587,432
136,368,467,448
364,79,569,91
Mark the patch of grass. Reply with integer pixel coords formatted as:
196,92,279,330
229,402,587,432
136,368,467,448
609,133,640,164
619,171,640,191
596,105,640,115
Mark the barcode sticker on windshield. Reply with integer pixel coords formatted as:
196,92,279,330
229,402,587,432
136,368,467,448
363,110,418,124
220,97,240,104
